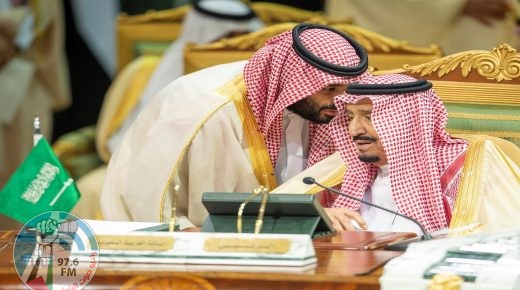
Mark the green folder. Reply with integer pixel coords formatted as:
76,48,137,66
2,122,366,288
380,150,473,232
201,193,336,238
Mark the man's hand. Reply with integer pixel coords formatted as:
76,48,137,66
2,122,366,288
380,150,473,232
324,207,368,231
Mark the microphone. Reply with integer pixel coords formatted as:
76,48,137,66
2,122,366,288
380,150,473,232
302,176,432,241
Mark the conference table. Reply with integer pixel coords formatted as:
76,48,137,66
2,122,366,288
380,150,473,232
0,230,403,290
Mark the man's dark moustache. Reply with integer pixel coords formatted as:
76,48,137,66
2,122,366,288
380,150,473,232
353,135,377,142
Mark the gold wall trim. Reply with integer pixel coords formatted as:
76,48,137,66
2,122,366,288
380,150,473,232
431,80,520,105
448,112,520,121
447,129,520,138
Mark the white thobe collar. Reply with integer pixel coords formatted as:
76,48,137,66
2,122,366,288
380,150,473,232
274,109,309,184
359,165,423,235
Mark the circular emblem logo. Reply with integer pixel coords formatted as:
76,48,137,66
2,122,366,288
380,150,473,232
13,211,99,289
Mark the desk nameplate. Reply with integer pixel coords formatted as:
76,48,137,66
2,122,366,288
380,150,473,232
82,232,316,267
0,230,403,289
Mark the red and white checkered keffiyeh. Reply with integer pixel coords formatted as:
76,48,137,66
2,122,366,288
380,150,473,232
330,73,468,232
243,26,368,167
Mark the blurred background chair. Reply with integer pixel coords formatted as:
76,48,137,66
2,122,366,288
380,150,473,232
116,2,333,72
116,4,189,72
183,22,443,74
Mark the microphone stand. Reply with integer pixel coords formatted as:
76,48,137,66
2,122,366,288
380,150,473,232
302,177,433,242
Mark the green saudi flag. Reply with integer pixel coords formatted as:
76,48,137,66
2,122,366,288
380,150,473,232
0,138,81,223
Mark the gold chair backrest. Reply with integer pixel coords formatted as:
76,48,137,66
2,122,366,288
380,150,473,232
183,22,443,74
373,43,520,147
117,5,190,72
116,3,339,72
373,44,520,237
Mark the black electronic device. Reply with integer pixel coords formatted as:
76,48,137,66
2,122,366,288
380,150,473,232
201,192,336,238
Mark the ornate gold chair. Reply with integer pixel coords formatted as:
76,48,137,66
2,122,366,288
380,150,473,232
374,44,520,236
116,5,189,72
183,22,443,74
374,43,520,148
